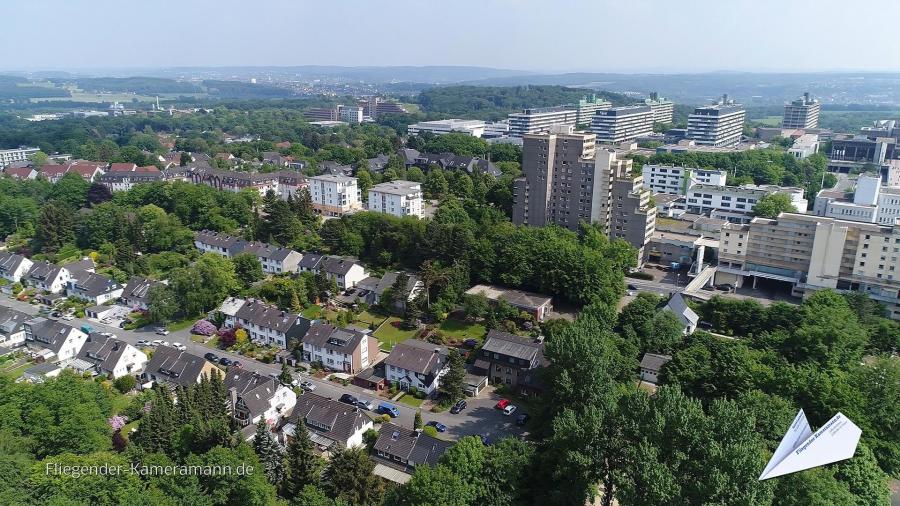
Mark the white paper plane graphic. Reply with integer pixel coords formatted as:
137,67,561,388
758,409,862,480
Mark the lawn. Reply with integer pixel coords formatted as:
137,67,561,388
0,361,31,380
167,315,203,331
301,305,324,319
110,392,133,415
750,115,782,127
355,310,387,327
438,319,487,343
397,394,424,408
372,317,417,351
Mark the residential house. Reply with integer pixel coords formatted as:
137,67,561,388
464,284,553,322
72,334,147,378
366,154,390,173
194,230,248,257
371,422,453,483
300,322,378,374
23,362,64,383
39,164,69,183
67,162,105,182
0,306,30,347
473,330,546,393
224,367,297,427
280,392,373,450
243,242,303,274
23,317,88,361
120,276,166,311
3,166,37,180
663,293,699,335
319,160,354,176
639,353,672,384
0,252,33,283
413,152,501,177
225,298,311,348
298,254,367,290
384,339,447,395
276,171,308,201
143,345,221,387
352,271,422,312
24,258,94,294
66,272,123,305
108,162,137,172
99,169,164,192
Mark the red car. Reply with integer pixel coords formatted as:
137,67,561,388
495,399,510,410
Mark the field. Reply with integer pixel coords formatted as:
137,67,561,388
750,115,782,127
31,87,206,103
437,319,486,343
372,317,417,351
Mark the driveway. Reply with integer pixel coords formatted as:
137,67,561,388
1,296,525,441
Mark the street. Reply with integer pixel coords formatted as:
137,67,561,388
1,297,526,442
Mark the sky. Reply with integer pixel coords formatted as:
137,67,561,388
4,0,900,73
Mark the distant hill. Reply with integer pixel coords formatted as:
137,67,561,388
416,85,636,121
201,80,294,99
54,77,202,95
160,65,535,84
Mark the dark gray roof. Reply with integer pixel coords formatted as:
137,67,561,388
373,422,453,469
375,272,420,297
25,261,63,283
224,368,280,420
122,277,164,304
664,293,699,327
287,392,370,447
234,299,304,334
144,346,213,387
385,339,445,375
0,306,29,335
69,272,121,297
640,353,672,373
481,330,542,362
242,242,298,262
77,334,129,372
298,253,324,271
24,317,82,354
301,323,366,354
194,230,248,255
320,256,362,276
0,251,29,276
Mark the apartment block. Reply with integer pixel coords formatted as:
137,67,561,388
645,92,674,124
686,95,746,147
682,183,808,223
788,133,820,159
814,174,900,225
367,180,423,218
591,105,654,144
407,119,485,138
309,174,362,217
642,164,728,195
0,146,39,166
595,149,657,263
782,93,821,129
508,106,577,137
716,212,900,320
512,127,598,230
573,94,612,126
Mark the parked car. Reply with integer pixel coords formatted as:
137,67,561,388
378,402,400,418
356,398,376,411
450,399,468,414
172,342,186,351
150,340,163,346
715,283,734,292
80,325,94,334
231,360,242,368
515,413,530,426
339,394,359,406
298,380,316,391
219,357,233,367
50,311,62,318
627,290,636,296
136,340,151,347
426,421,447,433
627,284,638,290
495,399,510,410
100,318,113,324
204,352,220,363
61,314,75,321
155,327,170,336
160,341,171,347
503,405,517,416
698,321,714,330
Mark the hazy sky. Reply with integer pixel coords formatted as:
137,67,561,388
5,0,900,73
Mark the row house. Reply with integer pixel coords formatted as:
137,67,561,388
0,306,30,347
298,253,368,290
472,329,547,395
2,166,38,180
193,230,303,274
143,345,221,388
217,297,311,348
120,276,166,311
0,251,33,283
99,168,164,192
24,258,95,294
224,367,297,427
300,322,377,374
280,392,373,450
371,422,453,482
66,272,123,305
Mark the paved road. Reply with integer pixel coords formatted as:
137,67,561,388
1,297,525,442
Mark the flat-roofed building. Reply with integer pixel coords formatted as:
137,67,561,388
783,92,821,129
645,92,674,124
591,105,654,144
642,165,728,195
309,174,361,217
687,95,746,147
407,119,485,138
683,183,808,223
508,106,577,137
368,180,423,218
573,94,612,127
0,146,39,166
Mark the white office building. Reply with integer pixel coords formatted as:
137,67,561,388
591,106,654,144
407,119,485,137
508,106,577,137
683,183,808,223
339,106,364,124
0,146,39,166
573,95,612,126
687,95,746,147
367,180,424,218
642,165,728,195
645,92,674,124
309,174,362,217
788,133,820,159
814,174,900,225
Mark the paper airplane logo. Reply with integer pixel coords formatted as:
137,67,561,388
758,409,862,480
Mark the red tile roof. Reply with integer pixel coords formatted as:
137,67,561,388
5,166,35,179
109,163,137,172
40,164,69,177
135,166,160,172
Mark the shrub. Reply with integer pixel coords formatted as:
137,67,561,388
626,271,654,280
11,282,23,294
191,320,217,336
414,390,427,400
380,414,392,423
113,375,137,394
422,426,438,437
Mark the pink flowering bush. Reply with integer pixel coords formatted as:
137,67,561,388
108,415,129,431
191,319,217,336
